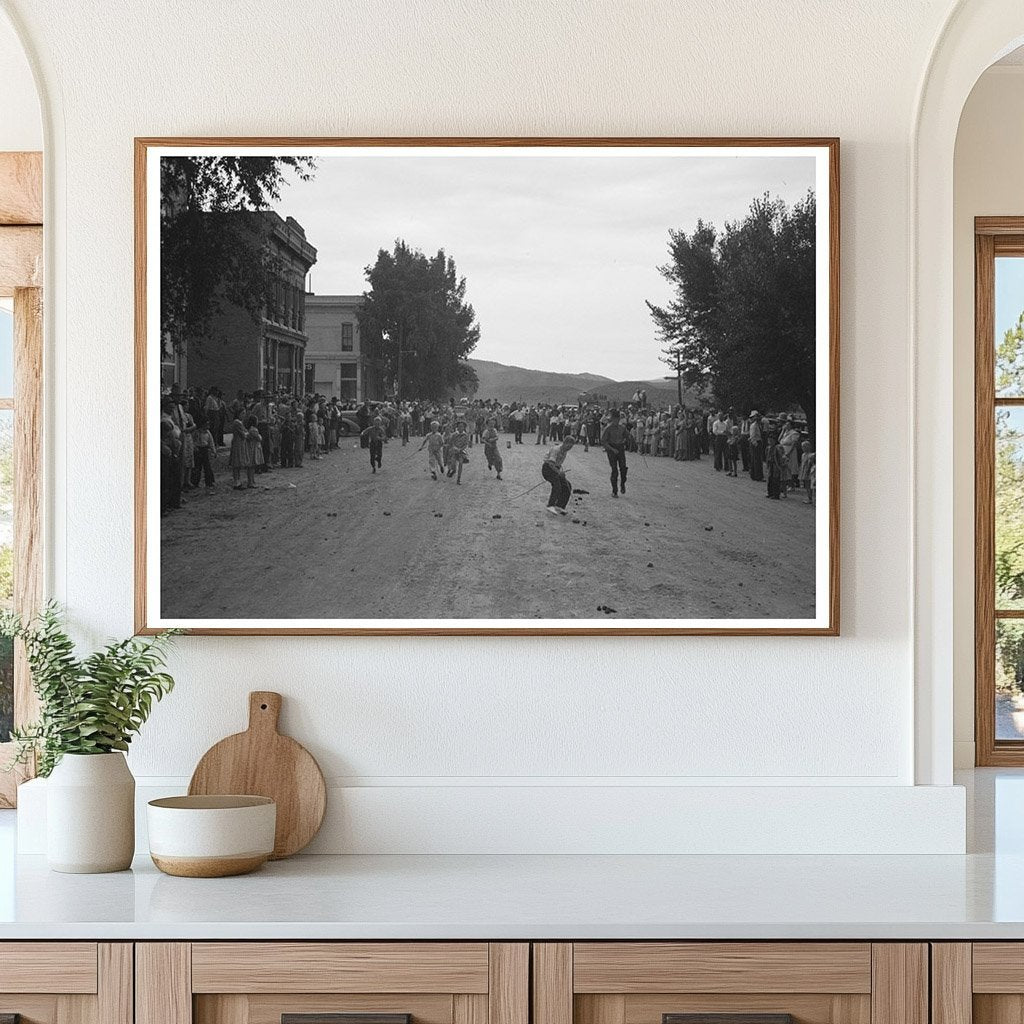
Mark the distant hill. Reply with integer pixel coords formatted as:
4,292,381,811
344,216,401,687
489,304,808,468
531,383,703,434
466,358,703,407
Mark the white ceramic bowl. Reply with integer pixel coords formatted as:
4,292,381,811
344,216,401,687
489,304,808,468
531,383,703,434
147,795,276,877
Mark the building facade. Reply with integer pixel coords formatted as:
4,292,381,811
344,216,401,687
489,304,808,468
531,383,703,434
164,211,317,397
304,294,385,402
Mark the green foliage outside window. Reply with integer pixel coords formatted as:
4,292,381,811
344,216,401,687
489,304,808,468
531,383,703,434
996,312,1024,695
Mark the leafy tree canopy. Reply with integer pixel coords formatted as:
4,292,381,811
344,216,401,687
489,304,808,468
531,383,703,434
358,240,480,401
648,191,817,432
160,156,316,360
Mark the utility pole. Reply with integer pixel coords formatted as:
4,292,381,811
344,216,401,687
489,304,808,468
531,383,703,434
662,342,685,408
395,324,404,403
663,369,683,407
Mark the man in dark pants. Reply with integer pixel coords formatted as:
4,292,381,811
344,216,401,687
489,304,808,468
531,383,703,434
748,411,765,481
712,410,729,471
600,408,629,497
542,434,576,515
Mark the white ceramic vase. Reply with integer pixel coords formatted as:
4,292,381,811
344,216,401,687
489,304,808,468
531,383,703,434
46,752,135,873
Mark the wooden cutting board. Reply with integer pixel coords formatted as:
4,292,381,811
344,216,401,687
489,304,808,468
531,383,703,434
188,691,327,859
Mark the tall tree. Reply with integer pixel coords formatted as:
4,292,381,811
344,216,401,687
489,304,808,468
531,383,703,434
647,220,718,399
358,241,480,401
648,191,817,433
160,156,316,360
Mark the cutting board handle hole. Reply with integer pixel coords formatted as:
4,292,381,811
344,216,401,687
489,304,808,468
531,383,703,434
260,703,268,710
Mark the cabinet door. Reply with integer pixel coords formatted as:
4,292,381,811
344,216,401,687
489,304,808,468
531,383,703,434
0,943,131,1024
137,943,528,1024
940,943,1024,1024
534,944,928,1024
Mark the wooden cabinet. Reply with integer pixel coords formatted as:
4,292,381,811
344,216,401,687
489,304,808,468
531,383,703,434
136,944,528,1024
0,937,973,1024
931,943,1024,1024
532,944,928,1024
0,943,132,1024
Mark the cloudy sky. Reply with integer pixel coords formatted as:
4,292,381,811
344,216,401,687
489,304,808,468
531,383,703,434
278,147,817,382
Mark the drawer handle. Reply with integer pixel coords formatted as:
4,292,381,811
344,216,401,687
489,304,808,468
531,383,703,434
283,1016,411,1024
664,1016,794,1024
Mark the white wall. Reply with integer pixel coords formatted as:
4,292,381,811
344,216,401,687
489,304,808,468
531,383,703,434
0,0,974,852
952,65,1024,767
0,7,39,152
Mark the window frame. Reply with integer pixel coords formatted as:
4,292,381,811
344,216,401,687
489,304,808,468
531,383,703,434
0,288,43,806
975,217,1024,764
0,151,44,807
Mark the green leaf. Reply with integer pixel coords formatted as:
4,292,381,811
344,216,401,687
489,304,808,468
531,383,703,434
2,603,179,777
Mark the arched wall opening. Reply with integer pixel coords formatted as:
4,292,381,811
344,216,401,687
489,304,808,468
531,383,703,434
0,7,44,769
914,1,1024,785
952,46,1024,768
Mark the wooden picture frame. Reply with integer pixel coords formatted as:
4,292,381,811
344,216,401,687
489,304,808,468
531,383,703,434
135,137,840,636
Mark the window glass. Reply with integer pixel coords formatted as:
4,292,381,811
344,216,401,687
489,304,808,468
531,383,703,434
0,407,13,743
997,407,1024,610
0,307,13,398
997,620,1024,740
996,257,1024,397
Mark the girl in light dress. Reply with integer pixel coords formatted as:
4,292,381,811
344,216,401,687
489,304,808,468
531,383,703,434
308,414,323,460
228,416,264,490
179,410,196,490
798,441,816,504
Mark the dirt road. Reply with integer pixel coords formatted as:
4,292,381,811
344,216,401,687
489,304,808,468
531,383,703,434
161,435,816,621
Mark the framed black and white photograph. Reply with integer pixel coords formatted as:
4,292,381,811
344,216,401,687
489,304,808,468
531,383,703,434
135,137,839,635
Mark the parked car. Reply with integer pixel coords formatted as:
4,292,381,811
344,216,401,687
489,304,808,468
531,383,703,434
337,413,361,436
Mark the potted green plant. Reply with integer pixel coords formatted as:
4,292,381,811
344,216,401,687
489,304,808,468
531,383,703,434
2,603,178,873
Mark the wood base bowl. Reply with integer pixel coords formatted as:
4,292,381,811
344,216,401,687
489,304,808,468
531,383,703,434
147,795,276,878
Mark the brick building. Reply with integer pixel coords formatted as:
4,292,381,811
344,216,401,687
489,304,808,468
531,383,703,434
304,294,386,402
163,211,317,397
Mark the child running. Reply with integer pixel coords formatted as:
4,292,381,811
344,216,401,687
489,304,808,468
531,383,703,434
482,417,503,480
360,415,385,473
447,419,470,484
542,434,576,515
418,420,445,481
600,407,629,497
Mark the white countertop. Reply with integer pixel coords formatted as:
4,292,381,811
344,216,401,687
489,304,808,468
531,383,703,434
0,850,1023,940
1,769,1021,941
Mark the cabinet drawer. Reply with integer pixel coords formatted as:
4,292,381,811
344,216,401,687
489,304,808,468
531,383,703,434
0,943,130,1024
191,943,491,994
534,944,926,1024
139,943,529,1024
571,944,872,994
0,942,99,994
